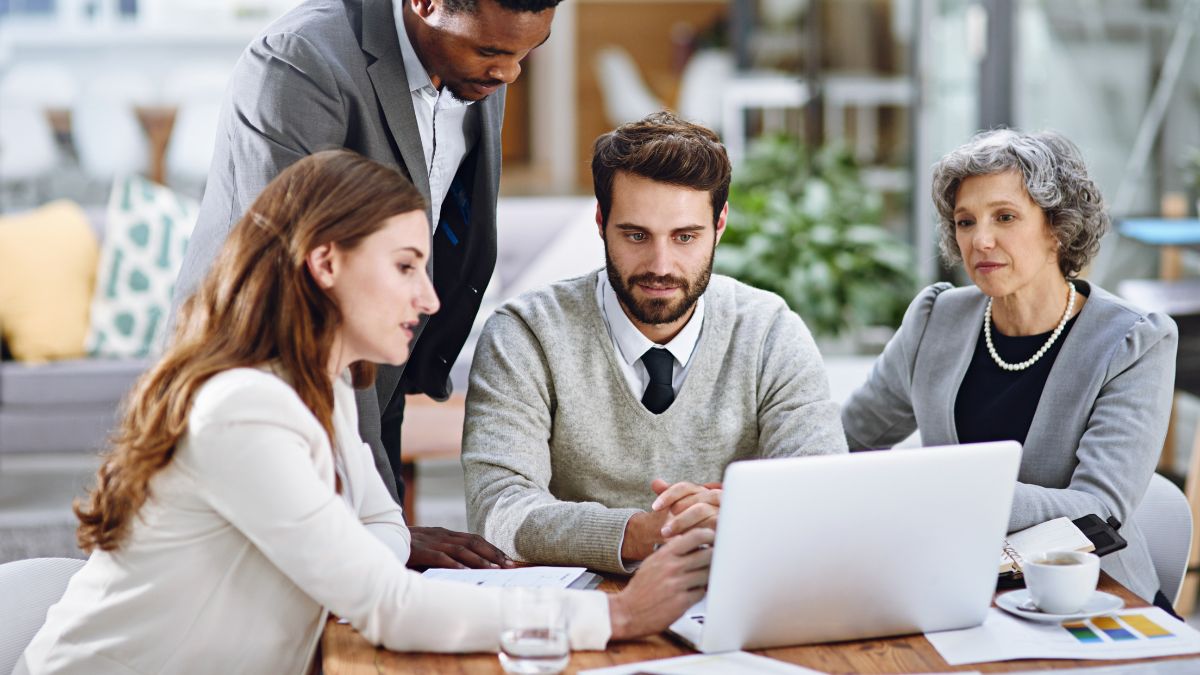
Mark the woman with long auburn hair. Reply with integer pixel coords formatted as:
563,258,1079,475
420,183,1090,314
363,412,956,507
17,150,713,675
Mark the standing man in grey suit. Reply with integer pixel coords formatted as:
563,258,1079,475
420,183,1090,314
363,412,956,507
172,0,558,568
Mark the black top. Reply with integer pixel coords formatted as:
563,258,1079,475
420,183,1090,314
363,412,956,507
954,291,1086,446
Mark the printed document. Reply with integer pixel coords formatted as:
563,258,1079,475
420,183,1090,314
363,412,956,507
926,607,1200,665
421,566,588,589
580,651,823,674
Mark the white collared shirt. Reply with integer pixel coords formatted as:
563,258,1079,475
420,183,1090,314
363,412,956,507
394,2,479,231
595,270,705,400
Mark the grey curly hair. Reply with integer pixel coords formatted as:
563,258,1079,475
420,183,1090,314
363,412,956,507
931,129,1109,278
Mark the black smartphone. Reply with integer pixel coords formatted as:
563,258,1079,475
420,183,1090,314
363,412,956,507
1072,513,1128,557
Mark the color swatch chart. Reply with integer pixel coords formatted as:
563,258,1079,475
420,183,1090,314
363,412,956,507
1064,614,1178,644
926,606,1200,665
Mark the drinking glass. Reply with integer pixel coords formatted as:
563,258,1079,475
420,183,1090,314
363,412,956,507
498,588,570,675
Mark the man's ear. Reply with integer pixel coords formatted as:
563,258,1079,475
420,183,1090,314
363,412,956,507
410,0,436,20
306,243,338,290
714,202,729,245
595,202,605,239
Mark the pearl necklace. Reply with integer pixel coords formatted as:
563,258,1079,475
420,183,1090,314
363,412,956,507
984,281,1076,372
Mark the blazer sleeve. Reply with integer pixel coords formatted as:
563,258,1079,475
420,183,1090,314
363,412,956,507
841,283,952,449
179,375,611,653
173,30,349,308
355,437,412,561
1008,311,1178,531
756,307,847,458
461,311,643,575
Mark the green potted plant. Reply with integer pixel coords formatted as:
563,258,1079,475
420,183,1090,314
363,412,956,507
715,135,915,346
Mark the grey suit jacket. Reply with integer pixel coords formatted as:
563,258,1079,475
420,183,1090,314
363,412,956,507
172,0,503,500
841,281,1178,601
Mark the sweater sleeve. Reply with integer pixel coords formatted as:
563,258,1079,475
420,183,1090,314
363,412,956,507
841,283,951,450
462,311,643,574
1008,311,1177,531
180,374,611,653
756,307,848,457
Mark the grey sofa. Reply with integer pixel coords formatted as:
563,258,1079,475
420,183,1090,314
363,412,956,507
0,196,587,456
0,205,149,456
0,356,148,454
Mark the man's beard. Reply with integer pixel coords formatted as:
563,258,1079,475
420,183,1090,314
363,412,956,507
445,78,503,103
604,243,714,326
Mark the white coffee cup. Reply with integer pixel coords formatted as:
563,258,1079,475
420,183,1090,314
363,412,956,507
1023,550,1100,614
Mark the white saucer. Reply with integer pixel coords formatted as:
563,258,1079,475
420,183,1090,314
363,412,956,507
996,589,1124,623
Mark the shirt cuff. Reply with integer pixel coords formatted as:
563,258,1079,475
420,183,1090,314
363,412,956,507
563,589,613,651
614,511,644,574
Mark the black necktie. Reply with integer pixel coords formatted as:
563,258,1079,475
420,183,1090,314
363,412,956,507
640,348,675,414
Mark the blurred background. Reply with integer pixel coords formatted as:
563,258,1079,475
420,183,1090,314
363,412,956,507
2,0,1200,616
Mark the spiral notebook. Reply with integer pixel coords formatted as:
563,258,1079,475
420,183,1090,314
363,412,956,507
999,517,1095,575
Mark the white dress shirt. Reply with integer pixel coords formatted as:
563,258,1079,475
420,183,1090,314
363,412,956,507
595,269,705,400
394,1,479,231
19,367,610,675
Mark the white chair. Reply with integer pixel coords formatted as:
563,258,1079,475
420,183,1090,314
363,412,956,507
164,100,222,192
1132,473,1193,606
163,64,232,190
0,557,86,675
592,46,664,127
72,73,155,181
0,65,73,205
675,48,735,133
0,64,78,109
0,106,60,182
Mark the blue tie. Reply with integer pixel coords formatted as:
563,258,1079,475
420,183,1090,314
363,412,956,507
641,348,675,414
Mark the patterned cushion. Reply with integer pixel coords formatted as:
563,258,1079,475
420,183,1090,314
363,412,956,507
85,176,197,358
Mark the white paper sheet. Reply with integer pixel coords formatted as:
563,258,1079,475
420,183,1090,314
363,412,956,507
926,607,1200,665
579,651,824,674
421,565,588,588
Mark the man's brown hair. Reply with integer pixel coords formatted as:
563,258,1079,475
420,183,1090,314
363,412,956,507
591,111,731,229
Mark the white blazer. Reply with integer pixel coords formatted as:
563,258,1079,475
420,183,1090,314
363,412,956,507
19,367,610,674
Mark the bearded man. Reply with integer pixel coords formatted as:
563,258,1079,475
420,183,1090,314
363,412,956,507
460,112,847,574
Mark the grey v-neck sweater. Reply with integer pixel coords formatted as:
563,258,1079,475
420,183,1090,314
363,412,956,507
462,271,847,573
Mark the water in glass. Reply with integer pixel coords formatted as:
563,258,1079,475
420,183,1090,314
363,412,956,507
499,626,569,675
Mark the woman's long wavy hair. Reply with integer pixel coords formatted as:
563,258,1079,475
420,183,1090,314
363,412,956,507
76,150,427,552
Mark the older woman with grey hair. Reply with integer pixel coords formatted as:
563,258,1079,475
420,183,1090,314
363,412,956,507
841,129,1178,611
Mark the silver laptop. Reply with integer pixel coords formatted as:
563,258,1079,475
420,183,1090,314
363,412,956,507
669,441,1021,653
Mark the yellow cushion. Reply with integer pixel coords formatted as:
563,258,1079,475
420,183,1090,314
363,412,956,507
0,201,99,363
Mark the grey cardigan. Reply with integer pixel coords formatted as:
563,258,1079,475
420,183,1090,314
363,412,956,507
841,281,1178,601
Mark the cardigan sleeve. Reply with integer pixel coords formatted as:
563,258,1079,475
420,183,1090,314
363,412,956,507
755,306,848,458
841,283,952,449
461,311,643,574
179,372,612,653
1007,311,1178,531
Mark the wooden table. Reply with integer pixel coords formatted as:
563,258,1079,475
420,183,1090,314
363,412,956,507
323,573,1197,674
